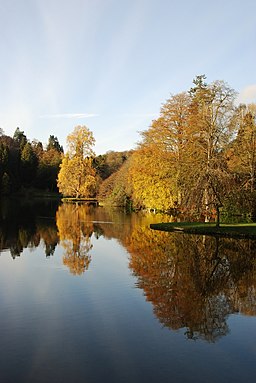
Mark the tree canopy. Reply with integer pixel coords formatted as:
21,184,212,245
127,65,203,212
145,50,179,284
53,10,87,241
57,125,96,198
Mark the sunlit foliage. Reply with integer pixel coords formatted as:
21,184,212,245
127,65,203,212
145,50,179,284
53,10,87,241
1,75,256,219
112,76,240,220
127,146,175,210
98,158,132,207
57,126,96,198
0,130,63,194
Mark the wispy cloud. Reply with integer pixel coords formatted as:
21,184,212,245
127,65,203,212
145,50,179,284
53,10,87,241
237,85,256,103
122,113,158,118
39,113,98,119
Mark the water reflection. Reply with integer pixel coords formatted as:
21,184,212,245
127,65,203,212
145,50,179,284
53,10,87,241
56,203,94,275
0,198,59,258
1,200,256,342
127,231,256,342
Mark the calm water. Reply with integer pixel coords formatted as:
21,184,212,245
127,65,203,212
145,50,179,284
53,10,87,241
0,199,256,383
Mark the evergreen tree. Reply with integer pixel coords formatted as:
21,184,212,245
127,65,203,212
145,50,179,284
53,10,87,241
21,142,38,185
47,135,63,153
13,128,27,150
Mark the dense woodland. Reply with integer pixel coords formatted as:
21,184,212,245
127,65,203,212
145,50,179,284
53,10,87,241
1,75,256,218
0,128,63,193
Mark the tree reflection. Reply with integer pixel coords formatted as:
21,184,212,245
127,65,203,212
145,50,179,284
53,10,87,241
1,200,256,341
125,225,256,342
56,203,94,275
0,198,59,258
36,218,59,257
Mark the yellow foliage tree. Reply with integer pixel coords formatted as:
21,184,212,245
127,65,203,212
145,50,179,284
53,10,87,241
57,126,96,198
184,76,236,223
128,146,175,211
127,92,190,211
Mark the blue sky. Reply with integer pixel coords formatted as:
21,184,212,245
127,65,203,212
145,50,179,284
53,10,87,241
0,0,256,154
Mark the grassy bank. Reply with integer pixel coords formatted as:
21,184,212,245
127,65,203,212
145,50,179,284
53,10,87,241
61,197,98,203
150,222,256,239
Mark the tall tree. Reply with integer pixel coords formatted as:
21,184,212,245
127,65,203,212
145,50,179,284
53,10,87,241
138,92,191,208
57,126,96,198
184,76,237,224
47,135,63,153
13,127,27,150
66,125,95,158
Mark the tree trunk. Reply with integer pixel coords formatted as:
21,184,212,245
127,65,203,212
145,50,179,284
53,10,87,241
215,205,220,227
204,185,210,223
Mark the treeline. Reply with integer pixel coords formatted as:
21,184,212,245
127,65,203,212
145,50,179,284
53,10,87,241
99,75,256,218
0,126,130,196
2,75,256,218
0,128,63,193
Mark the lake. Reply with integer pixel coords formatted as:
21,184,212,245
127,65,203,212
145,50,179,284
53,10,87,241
0,199,256,383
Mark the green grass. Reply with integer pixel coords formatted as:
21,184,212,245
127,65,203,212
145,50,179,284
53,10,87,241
150,222,256,239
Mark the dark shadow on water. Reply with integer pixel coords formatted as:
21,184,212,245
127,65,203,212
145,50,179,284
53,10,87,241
0,197,60,258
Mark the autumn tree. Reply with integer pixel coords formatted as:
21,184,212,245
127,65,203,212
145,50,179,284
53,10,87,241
122,77,237,220
127,146,175,211
31,139,44,157
57,126,96,198
131,92,191,210
98,157,132,207
183,76,237,224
